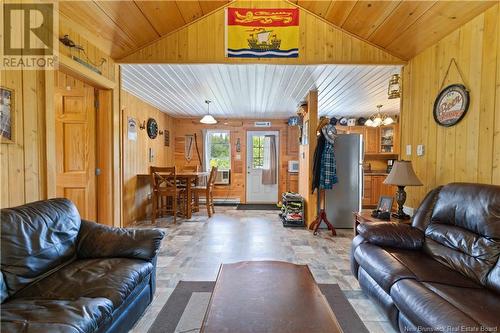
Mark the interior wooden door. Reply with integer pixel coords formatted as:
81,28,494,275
54,72,96,220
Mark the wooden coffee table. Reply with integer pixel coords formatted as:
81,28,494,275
200,261,343,333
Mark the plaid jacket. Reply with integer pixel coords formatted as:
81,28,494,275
319,141,338,189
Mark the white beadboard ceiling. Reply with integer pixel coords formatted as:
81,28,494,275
121,64,401,119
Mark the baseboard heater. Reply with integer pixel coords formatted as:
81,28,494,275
198,197,240,205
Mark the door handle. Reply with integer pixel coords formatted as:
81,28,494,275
95,168,101,176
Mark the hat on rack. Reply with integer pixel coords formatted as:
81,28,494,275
330,117,338,125
339,117,348,126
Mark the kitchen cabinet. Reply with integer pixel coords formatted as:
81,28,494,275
363,174,396,208
338,124,399,155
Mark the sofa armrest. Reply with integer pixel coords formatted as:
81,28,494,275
357,222,424,250
77,220,165,262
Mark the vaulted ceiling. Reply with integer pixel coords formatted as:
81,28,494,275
59,1,496,60
121,64,401,119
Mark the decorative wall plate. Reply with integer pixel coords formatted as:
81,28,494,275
147,118,158,139
433,84,469,127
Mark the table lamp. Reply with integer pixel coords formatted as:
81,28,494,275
383,160,422,219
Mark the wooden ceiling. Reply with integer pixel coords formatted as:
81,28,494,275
59,1,496,60
59,1,230,59
121,64,401,118
295,0,497,60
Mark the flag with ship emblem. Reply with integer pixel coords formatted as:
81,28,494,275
226,8,299,58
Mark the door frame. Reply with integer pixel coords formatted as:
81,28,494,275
245,130,280,204
45,61,121,226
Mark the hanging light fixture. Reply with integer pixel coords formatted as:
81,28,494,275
200,100,217,124
387,74,401,99
365,105,395,127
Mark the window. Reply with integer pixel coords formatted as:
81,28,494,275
205,131,230,170
252,136,265,168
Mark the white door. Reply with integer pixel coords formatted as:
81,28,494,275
246,131,279,203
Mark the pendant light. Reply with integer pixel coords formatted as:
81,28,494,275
365,105,395,127
200,100,217,124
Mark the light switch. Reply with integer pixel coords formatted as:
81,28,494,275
417,144,425,156
406,145,412,156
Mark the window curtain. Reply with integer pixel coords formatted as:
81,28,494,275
262,135,277,185
203,129,210,172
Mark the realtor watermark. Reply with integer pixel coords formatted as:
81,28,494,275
1,2,59,70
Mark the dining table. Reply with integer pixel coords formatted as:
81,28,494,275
137,171,209,219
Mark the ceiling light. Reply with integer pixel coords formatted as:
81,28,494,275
383,116,394,125
365,119,374,127
200,100,217,124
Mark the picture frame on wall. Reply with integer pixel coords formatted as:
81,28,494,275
0,87,15,143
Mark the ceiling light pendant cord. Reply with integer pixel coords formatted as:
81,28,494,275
438,58,468,92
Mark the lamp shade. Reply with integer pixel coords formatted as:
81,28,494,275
200,114,217,124
384,160,422,186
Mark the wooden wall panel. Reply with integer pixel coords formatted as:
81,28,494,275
121,91,175,226
120,0,403,65
400,4,500,208
0,65,49,209
59,16,116,82
173,118,299,204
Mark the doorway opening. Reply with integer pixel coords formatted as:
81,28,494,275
246,131,279,203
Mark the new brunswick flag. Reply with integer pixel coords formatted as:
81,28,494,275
225,8,299,58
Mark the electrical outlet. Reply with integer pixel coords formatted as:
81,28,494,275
417,144,425,156
406,145,412,156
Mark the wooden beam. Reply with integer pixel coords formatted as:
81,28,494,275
58,54,116,90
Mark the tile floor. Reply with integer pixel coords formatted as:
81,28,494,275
130,206,397,333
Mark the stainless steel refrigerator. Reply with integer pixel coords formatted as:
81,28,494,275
324,133,363,229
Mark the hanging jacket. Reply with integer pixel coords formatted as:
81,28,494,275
311,134,326,193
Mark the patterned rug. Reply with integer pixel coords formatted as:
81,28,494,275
147,281,368,333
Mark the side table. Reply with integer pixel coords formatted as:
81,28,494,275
353,210,411,236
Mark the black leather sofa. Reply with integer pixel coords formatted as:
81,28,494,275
1,198,165,333
351,183,500,332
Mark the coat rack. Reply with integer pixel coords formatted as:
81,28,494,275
310,118,336,236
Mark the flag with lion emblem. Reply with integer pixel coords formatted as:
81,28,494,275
226,8,299,58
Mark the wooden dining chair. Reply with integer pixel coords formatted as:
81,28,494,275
192,166,218,218
150,166,185,224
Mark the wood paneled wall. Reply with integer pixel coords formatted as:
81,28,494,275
121,91,175,226
0,70,47,208
59,16,116,81
400,4,500,208
298,91,318,227
120,0,403,65
173,118,299,203
1,15,120,228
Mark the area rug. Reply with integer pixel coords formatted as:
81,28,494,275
147,281,368,333
236,204,280,210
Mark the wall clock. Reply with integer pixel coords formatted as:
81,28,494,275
146,118,158,139
433,84,470,127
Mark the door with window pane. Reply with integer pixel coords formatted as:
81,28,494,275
246,131,279,203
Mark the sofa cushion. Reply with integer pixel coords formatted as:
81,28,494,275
355,244,482,294
354,243,415,293
391,279,480,331
424,183,500,288
14,258,153,309
1,297,113,333
422,282,500,328
1,199,81,299
387,248,481,289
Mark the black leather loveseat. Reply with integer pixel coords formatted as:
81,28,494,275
351,183,500,332
1,198,165,333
